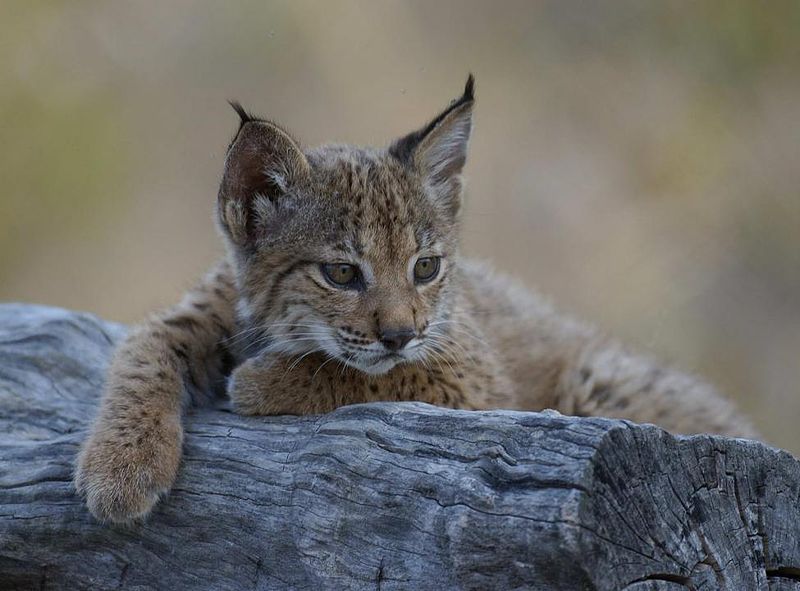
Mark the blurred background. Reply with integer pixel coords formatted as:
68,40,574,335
1,1,798,451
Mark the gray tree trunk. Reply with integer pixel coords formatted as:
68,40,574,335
1,304,799,590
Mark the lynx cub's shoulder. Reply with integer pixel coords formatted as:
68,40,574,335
75,76,757,523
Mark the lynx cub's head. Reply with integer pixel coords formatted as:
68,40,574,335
218,76,474,375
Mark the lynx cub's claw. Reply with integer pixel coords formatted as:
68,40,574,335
74,423,182,524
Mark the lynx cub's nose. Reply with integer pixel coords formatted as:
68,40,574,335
379,328,415,352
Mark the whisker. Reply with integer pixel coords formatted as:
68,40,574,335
428,319,489,348
425,333,466,358
423,344,450,376
432,338,478,367
286,349,319,373
224,324,267,346
267,323,329,331
424,338,478,375
312,354,338,381
339,353,355,378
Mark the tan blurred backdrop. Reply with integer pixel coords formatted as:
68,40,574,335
1,1,798,452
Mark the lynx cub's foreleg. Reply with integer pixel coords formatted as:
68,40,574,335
228,353,343,416
75,262,237,523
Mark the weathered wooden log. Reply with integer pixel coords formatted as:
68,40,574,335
1,304,799,590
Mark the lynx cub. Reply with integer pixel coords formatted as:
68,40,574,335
75,76,757,523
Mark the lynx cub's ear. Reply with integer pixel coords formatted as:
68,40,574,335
217,103,309,246
390,75,475,217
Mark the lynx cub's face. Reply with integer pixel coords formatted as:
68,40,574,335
218,77,474,375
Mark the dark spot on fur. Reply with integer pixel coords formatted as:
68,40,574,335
589,383,611,405
171,343,190,364
122,372,148,383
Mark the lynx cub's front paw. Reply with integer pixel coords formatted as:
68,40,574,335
75,416,183,524
227,353,341,416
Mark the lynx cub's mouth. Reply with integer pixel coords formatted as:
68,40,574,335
248,311,437,376
337,342,429,376
351,352,406,376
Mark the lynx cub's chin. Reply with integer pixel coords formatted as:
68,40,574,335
76,75,758,523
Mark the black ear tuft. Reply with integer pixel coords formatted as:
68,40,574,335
228,101,263,128
463,73,475,102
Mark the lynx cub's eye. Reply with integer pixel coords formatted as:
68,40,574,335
414,257,440,283
322,263,359,288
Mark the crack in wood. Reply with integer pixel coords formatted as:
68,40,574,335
767,567,800,581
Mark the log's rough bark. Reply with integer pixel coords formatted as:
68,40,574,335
0,304,799,591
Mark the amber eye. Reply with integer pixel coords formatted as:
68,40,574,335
322,263,360,288
413,257,440,283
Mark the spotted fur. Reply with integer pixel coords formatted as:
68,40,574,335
76,76,757,524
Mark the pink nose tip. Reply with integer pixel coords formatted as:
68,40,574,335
379,328,415,352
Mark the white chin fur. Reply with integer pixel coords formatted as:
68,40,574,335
347,356,401,376
318,339,407,376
